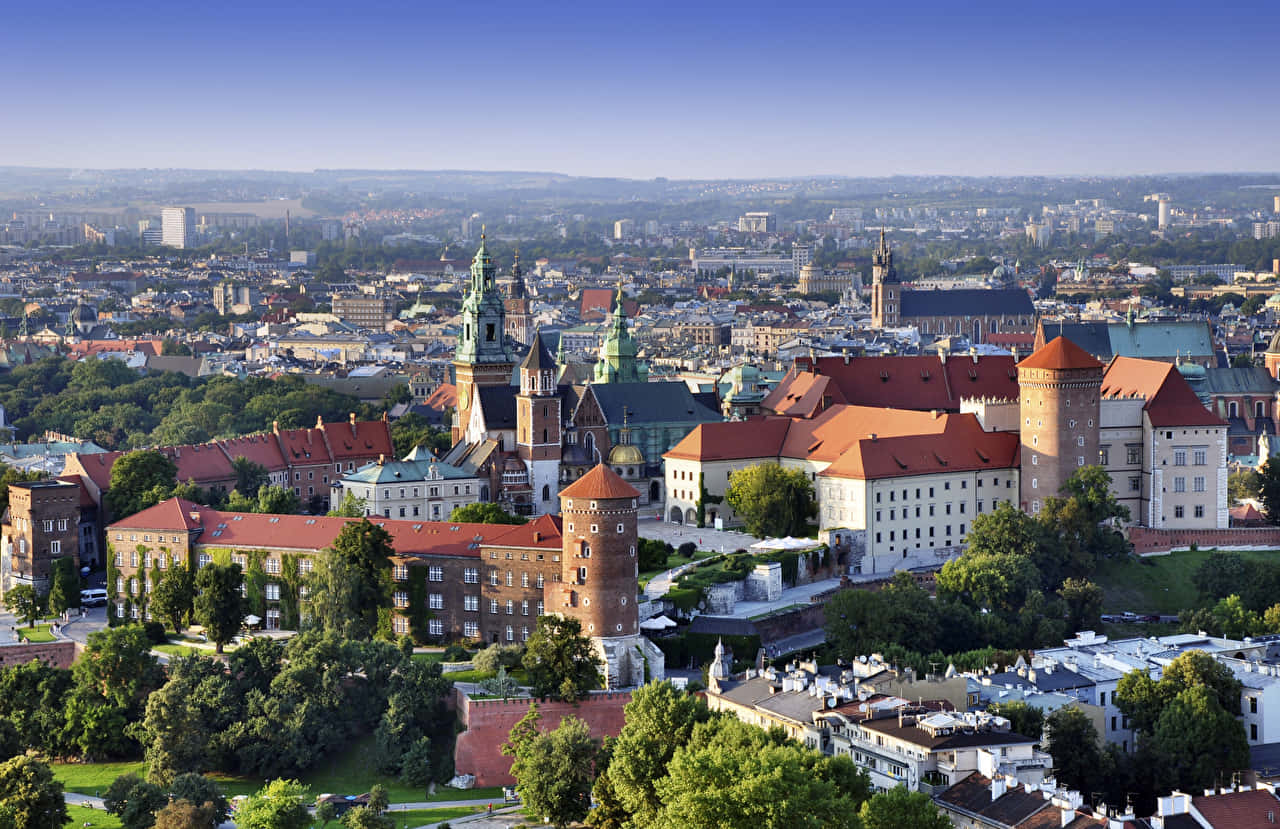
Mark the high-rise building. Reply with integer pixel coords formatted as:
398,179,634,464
161,207,195,249
792,243,812,275
1158,198,1171,229
613,219,635,241
737,212,776,233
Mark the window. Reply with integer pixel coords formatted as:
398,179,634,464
505,570,513,587
521,572,529,588
1100,447,1110,465
392,564,407,581
489,570,499,585
130,551,138,567
1193,476,1205,492
505,600,514,615
116,601,125,618
1127,447,1142,465
464,567,479,584
264,558,280,574
429,619,444,636
428,593,443,609
43,519,53,532
299,559,314,576
1194,448,1207,466
578,566,588,583
536,601,544,615
1195,505,1205,518
1174,477,1186,493
198,553,211,568
505,625,515,642
535,573,544,589
1129,476,1141,492
116,576,124,594
1251,697,1259,714
522,626,530,641
393,616,409,635
265,583,281,601
115,552,123,566
1174,449,1186,466
57,518,68,531
428,566,443,582
464,595,479,611
51,540,61,555
464,622,479,638
1174,505,1184,518
522,600,529,615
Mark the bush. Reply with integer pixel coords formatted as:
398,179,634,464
638,538,672,571
677,541,697,559
143,620,168,645
441,643,471,662
473,643,523,674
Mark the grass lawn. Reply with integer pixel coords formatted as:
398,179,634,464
385,805,484,827
53,761,146,796
1094,548,1280,615
638,549,717,586
67,805,123,829
151,643,203,658
14,624,56,643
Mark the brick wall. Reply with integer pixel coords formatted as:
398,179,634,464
453,688,632,786
0,639,78,669
1129,526,1280,555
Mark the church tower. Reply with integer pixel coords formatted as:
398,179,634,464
870,229,900,328
593,285,648,384
453,232,515,443
516,330,562,515
1017,336,1103,514
504,252,534,349
553,464,664,688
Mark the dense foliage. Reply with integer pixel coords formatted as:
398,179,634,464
725,462,817,538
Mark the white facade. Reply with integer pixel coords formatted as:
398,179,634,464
161,207,195,249
332,461,485,522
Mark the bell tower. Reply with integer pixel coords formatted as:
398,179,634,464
517,330,562,514
453,231,515,443
870,228,900,328
553,464,664,688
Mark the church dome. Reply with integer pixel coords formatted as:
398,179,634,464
1177,360,1206,381
74,301,98,322
1268,330,1280,355
607,442,644,467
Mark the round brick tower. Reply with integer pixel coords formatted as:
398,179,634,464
554,463,640,638
1265,330,1280,380
1017,336,1103,514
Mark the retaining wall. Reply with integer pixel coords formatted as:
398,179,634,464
1129,527,1280,555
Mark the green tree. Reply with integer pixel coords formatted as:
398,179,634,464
1150,686,1249,792
1039,465,1130,574
48,557,81,615
327,491,367,518
1258,458,1280,523
307,519,395,639
449,502,527,524
987,701,1044,744
104,773,168,829
4,584,40,628
859,786,951,829
341,806,392,829
139,655,240,784
936,551,1038,614
1043,706,1103,793
106,450,178,518
230,456,270,498
150,565,196,633
0,755,69,829
255,485,300,515
366,785,388,816
592,681,711,827
1058,578,1104,633
372,659,452,777
315,801,338,827
1192,551,1251,602
194,563,247,653
505,714,598,829
724,462,816,537
169,774,230,826
1228,468,1261,505
153,800,217,829
522,615,601,702
235,780,313,829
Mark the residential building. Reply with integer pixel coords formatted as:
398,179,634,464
160,207,195,249
1,481,81,594
332,293,397,331
737,212,776,233
332,454,485,521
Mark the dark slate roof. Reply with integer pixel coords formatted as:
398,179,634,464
936,774,1049,826
987,667,1093,693
520,331,556,371
1039,322,1113,360
900,288,1034,318
589,382,722,426
477,386,518,430
1199,366,1279,395
1250,741,1280,778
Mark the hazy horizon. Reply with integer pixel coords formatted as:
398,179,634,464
5,0,1279,178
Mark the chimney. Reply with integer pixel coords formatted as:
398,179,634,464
316,415,325,429
378,454,385,465
272,420,280,434
991,776,1007,802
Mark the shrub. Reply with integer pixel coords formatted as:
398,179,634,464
441,643,471,662
677,541,697,559
143,620,168,644
473,643,523,674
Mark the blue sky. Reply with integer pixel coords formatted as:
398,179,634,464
3,0,1278,177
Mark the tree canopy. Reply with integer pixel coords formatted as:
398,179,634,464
522,615,602,702
725,462,817,538
449,502,527,525
194,563,247,653
307,519,395,639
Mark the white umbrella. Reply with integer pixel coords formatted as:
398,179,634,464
243,614,262,626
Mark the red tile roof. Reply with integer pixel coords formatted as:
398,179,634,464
819,419,1020,481
217,432,287,472
1101,357,1225,428
321,417,394,461
664,418,794,462
110,498,563,558
275,425,333,466
765,354,1019,416
559,464,640,500
1018,336,1103,371
1191,788,1280,828
67,339,166,358
424,383,458,411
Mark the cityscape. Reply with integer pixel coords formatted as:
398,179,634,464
2,2,1280,828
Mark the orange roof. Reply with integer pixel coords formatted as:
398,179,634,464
1101,356,1224,428
559,464,640,500
424,383,457,411
321,417,394,461
820,419,1020,481
664,418,794,462
109,498,562,558
1017,336,1102,371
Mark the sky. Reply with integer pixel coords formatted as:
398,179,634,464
3,0,1279,178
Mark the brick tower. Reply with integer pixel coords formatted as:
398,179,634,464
452,232,515,444
1266,331,1280,380
1017,336,1103,513
552,464,664,688
516,330,562,515
870,228,900,328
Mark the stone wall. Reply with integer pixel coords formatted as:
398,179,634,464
1129,526,1280,556
0,639,78,669
744,562,782,602
453,688,633,786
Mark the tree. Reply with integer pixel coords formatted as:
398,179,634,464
505,714,598,829
472,643,523,674
307,519,395,639
725,462,816,538
366,785,388,816
0,755,69,829
987,701,1044,745
1228,468,1261,505
315,801,338,827
593,681,711,827
169,774,230,826
48,557,80,615
328,491,367,518
449,502,527,525
1258,458,1280,523
4,584,40,628
153,800,218,829
1192,551,1252,602
104,773,168,829
1043,706,1103,793
231,456,270,498
859,786,951,829
255,485,301,515
936,551,1038,614
194,562,247,653
341,806,392,829
139,655,240,784
235,780,313,829
522,615,601,702
1040,465,1131,574
1150,686,1249,792
106,450,178,518
1058,578,1104,633
150,566,196,633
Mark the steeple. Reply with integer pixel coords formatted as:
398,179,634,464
872,227,897,284
510,250,526,300
455,233,512,365
593,282,647,384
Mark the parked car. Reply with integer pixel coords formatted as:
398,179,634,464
80,588,108,607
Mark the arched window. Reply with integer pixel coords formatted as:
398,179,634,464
541,484,550,502
1229,401,1239,418
1257,401,1266,418
542,428,548,443
580,541,591,558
